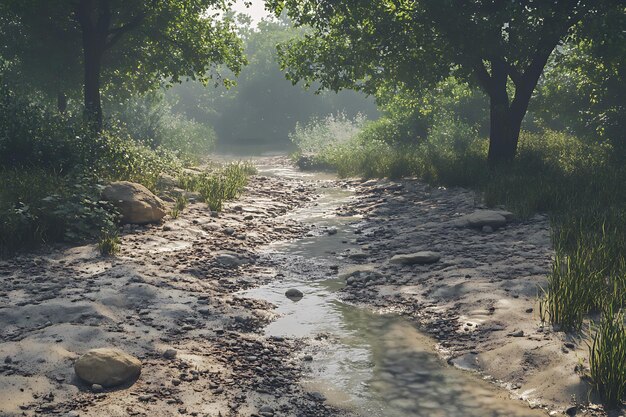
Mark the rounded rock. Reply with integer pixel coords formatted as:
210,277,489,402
285,288,304,301
74,348,141,388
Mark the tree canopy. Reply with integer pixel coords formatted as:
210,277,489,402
3,0,245,130
268,0,623,163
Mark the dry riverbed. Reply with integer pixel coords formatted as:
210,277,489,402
0,156,611,417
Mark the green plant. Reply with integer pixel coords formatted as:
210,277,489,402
588,303,626,407
97,228,121,257
178,162,255,212
170,195,188,219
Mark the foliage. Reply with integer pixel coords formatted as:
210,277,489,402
533,37,626,149
0,84,184,255
290,112,367,154
165,15,378,148
0,169,119,256
268,0,621,162
112,92,216,160
3,0,245,128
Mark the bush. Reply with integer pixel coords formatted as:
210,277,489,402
0,84,198,256
112,92,216,160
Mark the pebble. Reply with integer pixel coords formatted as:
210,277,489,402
163,348,177,360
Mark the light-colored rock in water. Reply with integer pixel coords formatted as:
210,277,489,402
102,181,166,224
74,348,141,387
390,251,441,265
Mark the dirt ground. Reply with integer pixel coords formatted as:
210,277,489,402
0,157,615,417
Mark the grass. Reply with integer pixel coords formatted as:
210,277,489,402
294,115,626,406
169,195,188,219
588,303,626,407
97,228,121,257
179,162,255,212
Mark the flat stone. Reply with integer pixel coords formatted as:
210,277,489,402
463,210,511,228
214,252,251,267
390,251,440,265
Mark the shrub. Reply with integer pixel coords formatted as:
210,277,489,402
112,92,216,160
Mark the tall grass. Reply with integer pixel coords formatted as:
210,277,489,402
179,162,255,212
588,303,626,407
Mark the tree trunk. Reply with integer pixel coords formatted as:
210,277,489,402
77,0,108,133
487,95,526,165
82,39,103,131
57,92,67,114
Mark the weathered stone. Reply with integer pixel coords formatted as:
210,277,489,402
285,288,304,300
102,181,166,224
74,348,141,388
214,252,251,267
390,251,441,265
463,210,511,229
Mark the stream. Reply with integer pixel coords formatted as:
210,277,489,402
240,160,546,417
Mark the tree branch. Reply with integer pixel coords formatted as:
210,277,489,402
473,60,493,95
105,12,146,49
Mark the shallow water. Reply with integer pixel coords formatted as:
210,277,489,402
242,161,546,417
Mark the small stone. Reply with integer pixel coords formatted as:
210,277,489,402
224,227,235,236
482,225,493,233
285,288,303,301
327,227,338,235
91,384,104,393
171,379,181,386
163,349,177,360
509,330,524,337
303,355,313,362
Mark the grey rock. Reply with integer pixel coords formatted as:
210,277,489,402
348,251,368,261
163,348,177,360
215,252,251,267
482,225,494,233
463,210,512,229
390,251,440,265
285,288,304,301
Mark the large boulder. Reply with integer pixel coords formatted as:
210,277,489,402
390,251,441,265
102,181,166,224
74,348,141,388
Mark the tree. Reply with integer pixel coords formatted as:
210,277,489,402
166,14,378,147
5,0,245,131
268,0,621,164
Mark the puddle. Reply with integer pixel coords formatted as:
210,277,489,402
241,161,546,416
